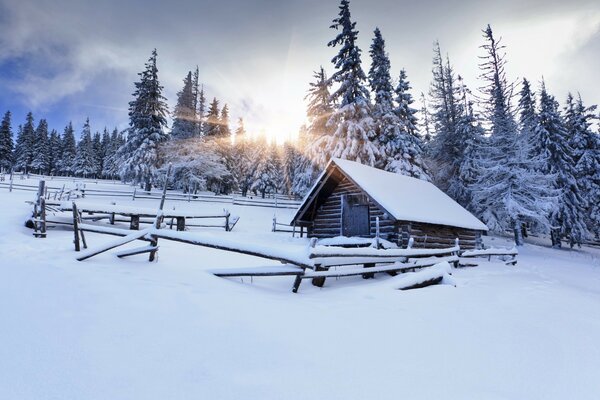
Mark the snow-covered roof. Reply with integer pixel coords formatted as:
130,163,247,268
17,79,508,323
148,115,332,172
295,158,488,231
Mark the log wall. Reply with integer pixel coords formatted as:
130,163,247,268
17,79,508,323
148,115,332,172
310,176,397,241
398,221,480,250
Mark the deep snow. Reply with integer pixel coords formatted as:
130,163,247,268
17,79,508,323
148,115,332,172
1,177,600,400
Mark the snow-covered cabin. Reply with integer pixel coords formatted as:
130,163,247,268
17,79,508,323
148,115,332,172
291,158,488,249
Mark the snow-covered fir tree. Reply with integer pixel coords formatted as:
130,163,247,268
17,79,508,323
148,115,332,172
367,27,395,169
203,98,221,137
48,129,61,175
230,118,260,196
251,139,282,198
426,43,463,193
31,119,50,174
72,118,97,177
118,49,169,190
14,112,36,174
171,71,197,139
470,25,554,246
538,83,588,247
418,92,433,143
317,0,378,166
192,66,203,137
59,122,77,176
387,69,430,179
102,128,125,179
0,111,13,171
291,125,320,196
196,84,206,137
564,93,600,237
306,66,334,169
219,104,230,138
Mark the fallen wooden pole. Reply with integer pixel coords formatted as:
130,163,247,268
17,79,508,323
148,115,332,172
76,229,151,261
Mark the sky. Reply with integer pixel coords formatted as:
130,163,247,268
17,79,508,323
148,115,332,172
0,0,598,141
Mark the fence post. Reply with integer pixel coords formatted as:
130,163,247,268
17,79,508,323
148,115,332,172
407,237,414,249
132,187,136,201
272,215,276,232
375,216,380,248
225,210,230,232
9,172,13,192
72,203,81,251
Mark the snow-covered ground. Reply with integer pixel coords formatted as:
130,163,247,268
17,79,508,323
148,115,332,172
1,178,600,399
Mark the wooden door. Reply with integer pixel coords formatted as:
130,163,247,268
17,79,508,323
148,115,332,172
342,194,370,237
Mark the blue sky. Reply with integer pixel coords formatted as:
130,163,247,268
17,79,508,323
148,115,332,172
0,0,598,140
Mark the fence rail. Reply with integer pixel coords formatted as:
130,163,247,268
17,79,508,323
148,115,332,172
1,178,302,209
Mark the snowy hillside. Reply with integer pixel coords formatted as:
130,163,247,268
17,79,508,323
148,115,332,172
1,179,600,399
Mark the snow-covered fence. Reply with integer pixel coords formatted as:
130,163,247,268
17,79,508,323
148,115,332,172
459,247,518,266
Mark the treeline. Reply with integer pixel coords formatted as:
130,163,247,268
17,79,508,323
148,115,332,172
1,0,598,247
0,111,125,179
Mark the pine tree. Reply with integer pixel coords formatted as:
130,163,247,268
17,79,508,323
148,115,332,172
252,140,281,198
538,84,588,247
220,104,230,138
418,93,433,143
368,27,395,169
197,84,206,137
426,43,463,192
306,67,334,169
59,122,77,176
48,129,61,175
192,66,203,137
318,0,378,166
0,111,13,171
470,25,554,246
171,71,196,139
231,118,259,196
102,128,124,179
291,125,320,196
31,119,50,174
204,98,221,137
15,112,36,174
118,49,169,190
564,94,600,237
72,118,97,177
92,131,103,177
386,69,430,179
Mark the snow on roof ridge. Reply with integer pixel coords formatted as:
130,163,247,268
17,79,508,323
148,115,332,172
331,158,488,231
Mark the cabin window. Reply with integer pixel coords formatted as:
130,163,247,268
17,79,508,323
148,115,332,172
342,194,370,237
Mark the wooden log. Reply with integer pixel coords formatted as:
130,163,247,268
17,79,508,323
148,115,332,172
130,215,140,230
311,264,327,287
77,229,150,261
399,276,443,290
362,262,375,279
116,245,159,258
77,210,87,249
176,216,185,231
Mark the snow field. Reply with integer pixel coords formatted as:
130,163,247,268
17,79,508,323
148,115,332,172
1,178,600,399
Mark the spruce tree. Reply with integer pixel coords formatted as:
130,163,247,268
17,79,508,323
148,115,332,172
15,112,36,174
565,94,600,237
197,84,206,136
59,122,77,176
0,111,13,171
387,69,430,179
31,119,50,174
48,129,61,175
538,84,588,247
470,25,554,246
118,49,169,190
319,0,378,166
204,98,221,137
252,140,281,198
427,43,463,192
192,66,203,137
306,66,334,169
291,125,320,196
231,118,259,197
72,118,97,177
220,104,230,138
171,71,196,139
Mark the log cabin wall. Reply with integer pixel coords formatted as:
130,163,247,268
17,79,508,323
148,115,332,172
397,221,480,250
310,176,397,241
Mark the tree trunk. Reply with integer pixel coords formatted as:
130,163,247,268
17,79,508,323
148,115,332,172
144,177,152,192
551,228,561,248
513,219,524,246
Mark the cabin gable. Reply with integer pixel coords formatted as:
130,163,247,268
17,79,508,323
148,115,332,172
309,175,397,241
